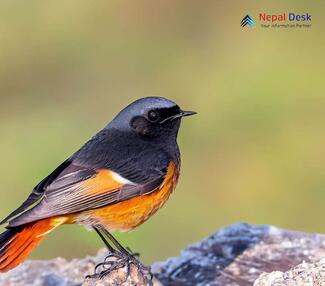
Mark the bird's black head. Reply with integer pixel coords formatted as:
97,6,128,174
108,97,196,142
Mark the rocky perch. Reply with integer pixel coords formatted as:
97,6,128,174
1,223,325,286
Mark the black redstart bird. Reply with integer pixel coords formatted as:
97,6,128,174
0,96,195,273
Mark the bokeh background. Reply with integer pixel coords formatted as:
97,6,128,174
0,1,324,264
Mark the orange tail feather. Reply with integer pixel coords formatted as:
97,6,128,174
0,217,66,272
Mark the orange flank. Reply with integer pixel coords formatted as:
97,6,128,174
81,162,180,231
0,217,67,272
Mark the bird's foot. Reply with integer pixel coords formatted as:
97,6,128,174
85,251,152,285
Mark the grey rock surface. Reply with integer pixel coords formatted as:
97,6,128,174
0,251,107,286
254,258,325,286
153,223,325,285
0,223,325,286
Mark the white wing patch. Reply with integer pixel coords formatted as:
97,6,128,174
111,172,136,185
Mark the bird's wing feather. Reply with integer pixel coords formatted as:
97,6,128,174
7,161,166,227
0,160,75,225
2,129,171,228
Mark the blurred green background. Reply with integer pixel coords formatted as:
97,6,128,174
0,1,324,264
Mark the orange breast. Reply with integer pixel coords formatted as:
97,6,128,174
81,162,179,231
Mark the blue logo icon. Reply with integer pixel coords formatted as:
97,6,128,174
241,15,255,27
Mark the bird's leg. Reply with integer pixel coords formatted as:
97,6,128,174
93,227,115,252
100,227,130,255
87,227,126,280
100,227,152,277
100,227,140,257
86,226,152,284
94,226,138,270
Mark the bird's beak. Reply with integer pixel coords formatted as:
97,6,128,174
160,110,197,124
179,110,197,117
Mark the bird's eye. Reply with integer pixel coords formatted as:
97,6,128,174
147,110,160,122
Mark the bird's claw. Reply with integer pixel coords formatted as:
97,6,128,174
86,251,152,285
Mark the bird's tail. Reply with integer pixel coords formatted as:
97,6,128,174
0,217,66,272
